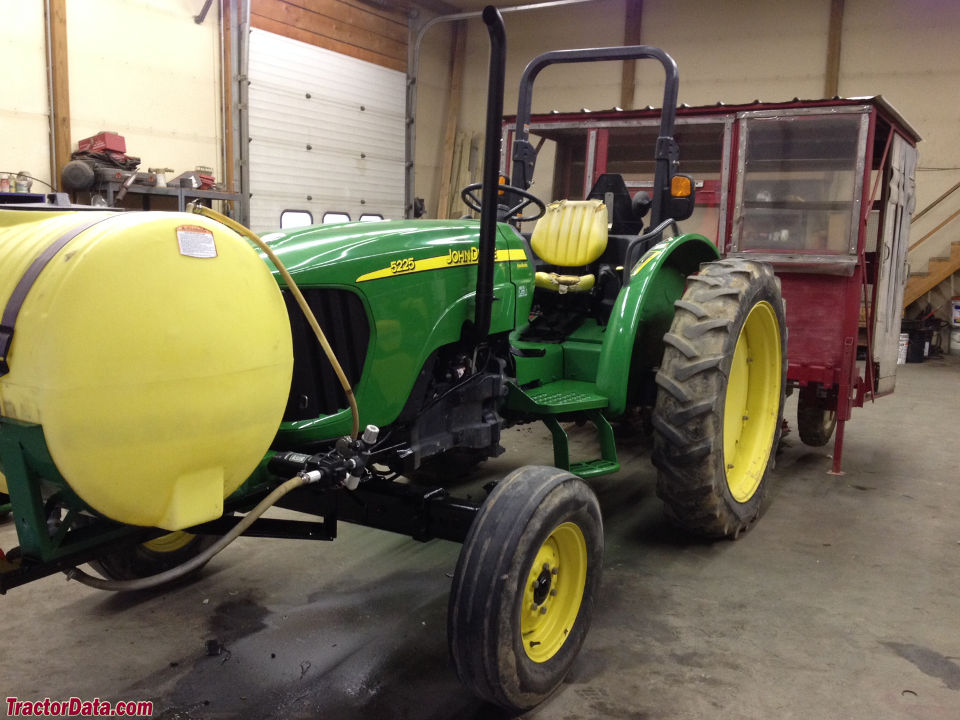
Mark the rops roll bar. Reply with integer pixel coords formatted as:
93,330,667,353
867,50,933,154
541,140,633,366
511,46,680,227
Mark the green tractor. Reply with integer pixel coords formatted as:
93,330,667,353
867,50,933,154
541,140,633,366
0,7,785,712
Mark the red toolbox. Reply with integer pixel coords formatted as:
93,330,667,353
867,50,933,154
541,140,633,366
77,131,126,154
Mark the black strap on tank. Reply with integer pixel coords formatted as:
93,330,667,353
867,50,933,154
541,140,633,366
0,214,115,376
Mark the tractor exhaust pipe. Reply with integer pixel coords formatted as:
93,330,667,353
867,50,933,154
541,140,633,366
474,5,506,345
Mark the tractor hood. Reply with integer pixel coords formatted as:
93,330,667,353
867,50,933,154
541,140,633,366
262,217,534,442
260,219,498,286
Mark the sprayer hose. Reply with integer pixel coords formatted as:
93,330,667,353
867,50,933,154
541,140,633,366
66,474,310,592
187,204,360,440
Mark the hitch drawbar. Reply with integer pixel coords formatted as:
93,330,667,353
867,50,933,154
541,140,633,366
260,425,480,545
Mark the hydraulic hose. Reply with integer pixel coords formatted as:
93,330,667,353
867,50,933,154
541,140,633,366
186,203,360,440
65,472,318,592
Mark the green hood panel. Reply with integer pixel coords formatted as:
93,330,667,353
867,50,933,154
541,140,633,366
263,220,534,444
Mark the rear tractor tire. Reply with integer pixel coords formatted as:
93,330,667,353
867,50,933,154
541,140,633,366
652,259,787,539
448,466,603,712
797,386,837,447
90,531,218,583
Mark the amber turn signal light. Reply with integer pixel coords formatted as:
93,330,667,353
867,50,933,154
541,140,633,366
671,175,692,198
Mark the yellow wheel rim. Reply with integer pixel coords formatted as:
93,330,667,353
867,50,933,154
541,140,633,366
143,531,195,554
723,301,781,503
521,522,587,663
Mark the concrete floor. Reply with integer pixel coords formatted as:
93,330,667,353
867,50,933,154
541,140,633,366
2,356,959,719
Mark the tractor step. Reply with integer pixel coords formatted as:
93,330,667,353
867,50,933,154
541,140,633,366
506,381,618,479
543,411,620,479
569,458,620,479
513,379,608,414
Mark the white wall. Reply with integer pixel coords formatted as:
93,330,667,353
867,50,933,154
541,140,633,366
413,18,456,215
416,0,960,272
841,0,960,271
0,2,53,189
0,0,222,191
67,0,222,181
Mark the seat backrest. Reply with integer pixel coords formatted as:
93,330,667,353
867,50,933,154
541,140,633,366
587,173,645,235
530,199,608,267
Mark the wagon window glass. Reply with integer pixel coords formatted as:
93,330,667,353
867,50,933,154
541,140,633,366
322,212,351,224
736,113,864,254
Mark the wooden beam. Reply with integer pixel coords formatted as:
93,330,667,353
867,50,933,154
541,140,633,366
252,0,407,64
276,0,407,41
620,0,643,110
435,21,466,219
825,0,844,97
46,0,71,191
251,14,406,71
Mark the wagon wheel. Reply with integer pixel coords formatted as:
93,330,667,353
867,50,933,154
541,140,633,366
90,532,218,583
797,386,837,447
652,259,787,539
448,465,603,711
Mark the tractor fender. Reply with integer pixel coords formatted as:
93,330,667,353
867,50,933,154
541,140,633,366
596,233,719,416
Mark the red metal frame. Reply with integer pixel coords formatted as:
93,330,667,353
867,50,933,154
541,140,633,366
502,97,920,474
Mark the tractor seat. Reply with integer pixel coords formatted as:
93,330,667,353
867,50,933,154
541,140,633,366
530,199,608,294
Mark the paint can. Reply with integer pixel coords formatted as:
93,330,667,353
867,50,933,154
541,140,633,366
897,332,909,365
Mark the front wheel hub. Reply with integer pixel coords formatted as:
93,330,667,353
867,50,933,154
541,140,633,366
532,566,553,605
521,522,588,663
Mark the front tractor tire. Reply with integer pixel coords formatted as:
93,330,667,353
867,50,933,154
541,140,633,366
90,532,218,583
448,466,603,712
652,259,787,539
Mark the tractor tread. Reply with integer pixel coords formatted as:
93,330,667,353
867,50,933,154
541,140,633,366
662,332,699,358
667,398,715,425
652,258,787,540
696,287,743,301
673,299,709,319
682,318,732,339
654,372,692,404
686,274,724,287
673,355,724,381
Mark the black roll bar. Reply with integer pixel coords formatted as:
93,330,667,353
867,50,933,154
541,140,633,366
474,6,506,344
512,46,680,226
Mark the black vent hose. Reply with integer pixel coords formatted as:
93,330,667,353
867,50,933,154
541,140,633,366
474,5,506,345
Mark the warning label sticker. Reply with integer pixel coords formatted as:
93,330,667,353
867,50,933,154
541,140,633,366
176,225,218,258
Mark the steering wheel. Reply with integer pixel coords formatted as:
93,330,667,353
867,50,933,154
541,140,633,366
460,182,546,223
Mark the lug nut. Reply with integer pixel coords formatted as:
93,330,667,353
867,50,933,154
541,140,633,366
539,607,547,615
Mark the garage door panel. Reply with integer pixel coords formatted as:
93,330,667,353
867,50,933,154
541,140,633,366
249,27,404,232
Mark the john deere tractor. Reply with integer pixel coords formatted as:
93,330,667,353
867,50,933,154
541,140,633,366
0,7,785,711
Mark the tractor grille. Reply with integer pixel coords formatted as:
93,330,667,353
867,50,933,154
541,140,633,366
282,288,370,421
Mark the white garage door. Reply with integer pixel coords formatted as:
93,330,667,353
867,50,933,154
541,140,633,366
248,28,406,233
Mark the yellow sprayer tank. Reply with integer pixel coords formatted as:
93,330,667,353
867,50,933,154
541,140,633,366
0,209,293,530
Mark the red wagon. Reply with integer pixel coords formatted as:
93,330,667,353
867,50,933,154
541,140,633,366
502,97,920,472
